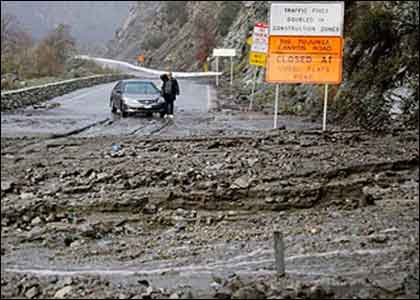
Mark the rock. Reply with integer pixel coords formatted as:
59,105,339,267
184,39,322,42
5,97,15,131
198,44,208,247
60,277,73,287
54,286,73,298
141,286,154,298
80,224,97,239
361,186,376,207
20,192,35,200
25,286,40,299
368,234,389,244
211,275,223,284
169,293,180,299
308,284,330,298
96,172,110,182
225,276,245,293
247,158,259,167
138,279,150,287
143,204,157,214
231,175,252,189
175,223,186,232
175,208,189,217
209,163,224,170
26,227,45,241
124,224,137,234
211,281,222,290
31,216,43,226
214,288,232,299
310,227,320,235
70,240,83,248
182,290,195,299
232,286,266,299
63,185,92,194
265,197,275,203
64,235,76,247
1,180,14,192
208,141,221,149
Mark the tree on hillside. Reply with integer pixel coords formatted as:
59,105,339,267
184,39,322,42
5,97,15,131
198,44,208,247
218,2,241,36
33,24,76,76
193,6,217,67
163,1,188,25
41,24,76,65
1,13,33,76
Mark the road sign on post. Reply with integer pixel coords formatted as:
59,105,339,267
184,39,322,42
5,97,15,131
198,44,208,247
213,49,236,57
249,23,269,67
212,48,236,87
137,55,145,63
249,23,269,110
266,1,344,130
266,36,343,84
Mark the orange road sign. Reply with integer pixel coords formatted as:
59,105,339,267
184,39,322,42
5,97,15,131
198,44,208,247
137,55,145,63
266,36,343,84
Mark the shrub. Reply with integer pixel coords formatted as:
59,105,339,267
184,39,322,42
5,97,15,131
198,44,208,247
163,1,188,25
218,2,241,36
351,6,395,48
142,33,166,51
193,10,216,66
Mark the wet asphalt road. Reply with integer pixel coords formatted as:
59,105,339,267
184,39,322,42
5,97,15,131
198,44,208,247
1,56,320,139
1,77,216,138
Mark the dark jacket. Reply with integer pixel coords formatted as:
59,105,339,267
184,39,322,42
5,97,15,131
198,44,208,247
161,76,180,102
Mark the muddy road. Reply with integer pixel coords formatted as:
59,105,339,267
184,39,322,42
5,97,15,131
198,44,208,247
1,75,419,299
1,75,318,140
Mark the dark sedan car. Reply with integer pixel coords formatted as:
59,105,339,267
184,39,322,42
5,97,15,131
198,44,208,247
110,79,166,118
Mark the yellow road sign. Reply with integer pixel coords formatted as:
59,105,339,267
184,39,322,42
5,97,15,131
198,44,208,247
249,51,267,68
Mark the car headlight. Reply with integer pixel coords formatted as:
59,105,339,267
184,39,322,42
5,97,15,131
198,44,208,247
158,97,165,104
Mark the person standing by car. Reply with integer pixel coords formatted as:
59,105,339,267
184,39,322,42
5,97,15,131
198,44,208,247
160,73,170,118
161,71,180,119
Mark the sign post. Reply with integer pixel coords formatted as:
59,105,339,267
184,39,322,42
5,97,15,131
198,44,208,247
249,23,269,111
213,48,236,88
274,84,279,128
230,56,233,86
250,67,258,110
323,84,329,131
216,57,219,87
267,1,344,130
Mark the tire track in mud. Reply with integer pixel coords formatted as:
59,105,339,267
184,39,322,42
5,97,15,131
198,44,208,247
48,118,112,139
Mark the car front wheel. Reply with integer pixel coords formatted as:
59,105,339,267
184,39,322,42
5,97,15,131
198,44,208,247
111,100,117,114
120,104,128,118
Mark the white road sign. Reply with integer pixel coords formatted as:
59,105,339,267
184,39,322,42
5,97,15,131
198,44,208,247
270,1,345,36
213,48,236,57
251,23,269,53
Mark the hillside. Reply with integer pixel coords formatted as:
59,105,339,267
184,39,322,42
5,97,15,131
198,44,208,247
107,1,418,129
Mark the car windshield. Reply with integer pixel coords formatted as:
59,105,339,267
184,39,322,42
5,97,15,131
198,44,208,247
123,82,159,94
